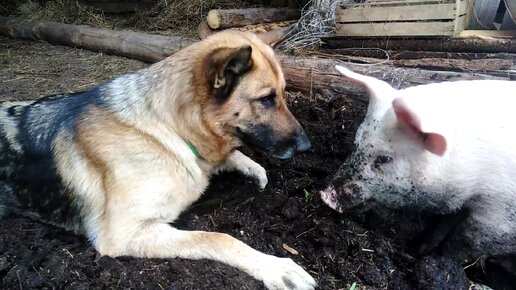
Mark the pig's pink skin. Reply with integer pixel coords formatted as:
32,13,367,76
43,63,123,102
324,65,516,262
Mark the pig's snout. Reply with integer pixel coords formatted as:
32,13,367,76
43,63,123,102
320,182,363,213
320,185,343,213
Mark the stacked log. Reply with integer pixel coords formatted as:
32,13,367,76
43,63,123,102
199,7,299,39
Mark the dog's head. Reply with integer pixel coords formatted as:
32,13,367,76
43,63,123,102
191,30,311,160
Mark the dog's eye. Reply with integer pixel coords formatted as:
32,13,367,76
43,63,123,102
374,155,393,165
259,93,276,109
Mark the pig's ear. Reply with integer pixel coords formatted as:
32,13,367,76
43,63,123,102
335,65,396,100
392,98,447,156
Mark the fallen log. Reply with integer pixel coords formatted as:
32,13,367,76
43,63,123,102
206,8,299,29
305,51,515,74
390,58,514,74
277,56,509,102
0,17,511,102
0,16,193,63
323,35,516,54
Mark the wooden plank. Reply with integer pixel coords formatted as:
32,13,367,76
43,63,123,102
335,0,472,36
337,3,457,22
335,21,455,37
453,14,470,36
455,0,471,18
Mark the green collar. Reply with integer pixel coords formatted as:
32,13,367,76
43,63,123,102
184,139,202,159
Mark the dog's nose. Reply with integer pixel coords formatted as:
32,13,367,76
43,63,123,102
294,128,311,152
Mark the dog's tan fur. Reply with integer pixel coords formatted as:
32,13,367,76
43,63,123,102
0,30,315,289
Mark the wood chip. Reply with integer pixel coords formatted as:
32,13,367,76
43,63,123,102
282,243,299,255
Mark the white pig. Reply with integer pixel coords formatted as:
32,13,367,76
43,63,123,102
321,65,516,262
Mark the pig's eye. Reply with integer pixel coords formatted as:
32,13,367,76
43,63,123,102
375,155,393,165
373,155,392,172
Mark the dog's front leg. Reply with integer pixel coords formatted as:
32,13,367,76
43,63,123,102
102,222,316,290
216,150,268,189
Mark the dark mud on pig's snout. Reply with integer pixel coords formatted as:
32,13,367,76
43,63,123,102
320,161,366,212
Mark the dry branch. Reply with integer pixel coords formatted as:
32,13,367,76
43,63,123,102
206,8,299,29
0,17,511,102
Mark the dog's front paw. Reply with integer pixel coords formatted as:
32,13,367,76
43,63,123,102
242,162,268,190
259,257,316,290
225,151,269,190
252,164,268,190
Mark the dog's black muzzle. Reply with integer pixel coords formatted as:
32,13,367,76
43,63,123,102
237,125,311,159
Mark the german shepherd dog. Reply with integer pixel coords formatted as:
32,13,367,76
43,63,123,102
0,30,316,289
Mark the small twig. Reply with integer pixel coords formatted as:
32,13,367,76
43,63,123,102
16,267,22,290
463,256,482,270
63,248,75,259
296,227,315,239
32,266,44,280
282,243,300,255
208,214,217,227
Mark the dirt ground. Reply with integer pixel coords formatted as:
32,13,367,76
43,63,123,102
0,36,514,290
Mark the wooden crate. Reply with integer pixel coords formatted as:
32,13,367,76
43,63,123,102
335,0,474,37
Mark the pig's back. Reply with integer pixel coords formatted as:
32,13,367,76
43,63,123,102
400,80,516,130
400,80,516,154
401,80,515,109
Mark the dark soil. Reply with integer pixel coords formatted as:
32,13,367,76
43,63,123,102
0,36,513,290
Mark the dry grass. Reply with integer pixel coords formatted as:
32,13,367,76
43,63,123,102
129,0,253,37
18,0,109,28
0,1,20,16
3,0,256,37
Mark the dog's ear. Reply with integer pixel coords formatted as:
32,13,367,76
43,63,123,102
205,45,253,103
